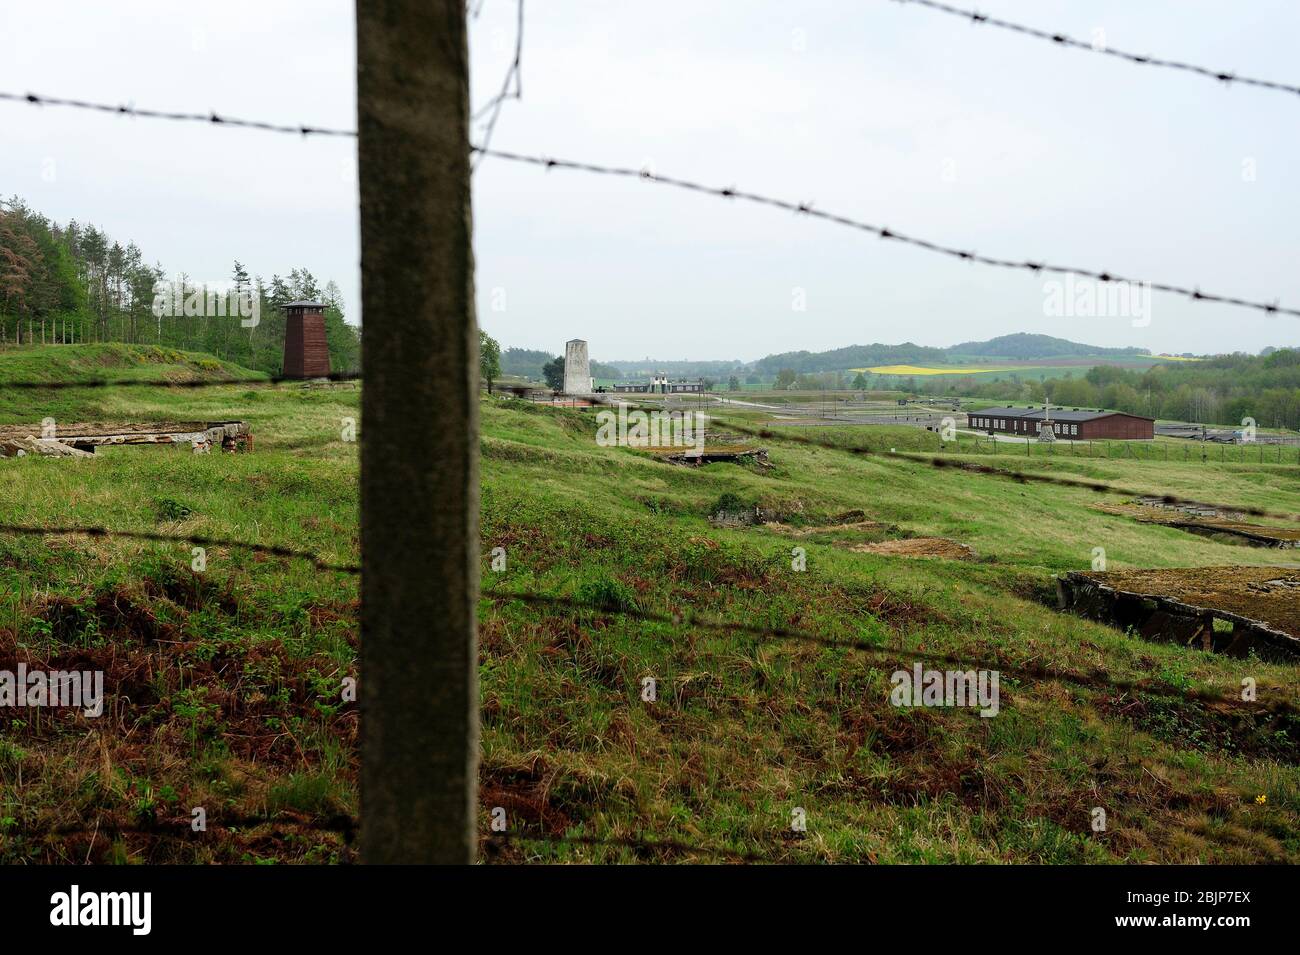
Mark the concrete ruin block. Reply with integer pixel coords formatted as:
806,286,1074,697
0,436,93,459
563,338,592,395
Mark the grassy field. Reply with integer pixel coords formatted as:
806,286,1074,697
0,346,357,863
480,401,1300,863
2,344,1298,864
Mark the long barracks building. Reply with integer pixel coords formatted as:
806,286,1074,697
610,375,706,394
968,406,1155,440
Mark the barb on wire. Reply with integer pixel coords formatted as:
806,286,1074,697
890,0,1300,99
0,523,360,575
472,146,1300,320
472,0,525,171
0,371,361,391
483,590,1298,716
0,90,357,137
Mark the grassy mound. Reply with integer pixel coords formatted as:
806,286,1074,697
0,343,268,423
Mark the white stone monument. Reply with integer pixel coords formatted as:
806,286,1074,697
563,339,593,395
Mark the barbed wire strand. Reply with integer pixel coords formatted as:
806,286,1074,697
890,0,1300,99
0,90,356,137
473,146,1300,320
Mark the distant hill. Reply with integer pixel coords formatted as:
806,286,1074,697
754,343,947,376
755,334,1148,374
505,333,1154,381
947,333,1147,360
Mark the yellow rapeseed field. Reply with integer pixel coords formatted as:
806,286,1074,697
852,364,1018,376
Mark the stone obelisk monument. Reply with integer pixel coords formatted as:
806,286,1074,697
563,339,593,395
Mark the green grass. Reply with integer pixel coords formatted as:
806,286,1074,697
1,344,1298,864
0,343,268,423
476,398,1300,863
0,349,356,863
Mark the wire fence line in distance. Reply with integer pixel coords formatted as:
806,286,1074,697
702,413,1300,525
890,0,1300,99
585,392,1300,525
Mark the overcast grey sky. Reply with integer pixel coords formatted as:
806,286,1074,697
4,2,1297,363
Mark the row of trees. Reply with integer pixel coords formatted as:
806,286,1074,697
0,196,361,374
771,368,858,391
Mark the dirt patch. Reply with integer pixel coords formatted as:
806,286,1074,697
849,538,975,560
38,589,175,644
480,758,578,838
764,519,884,537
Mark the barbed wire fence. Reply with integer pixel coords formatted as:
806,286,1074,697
888,0,1300,99
0,90,358,137
3,3,1300,863
4,90,1300,319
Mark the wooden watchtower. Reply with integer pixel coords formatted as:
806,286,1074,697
282,301,332,378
